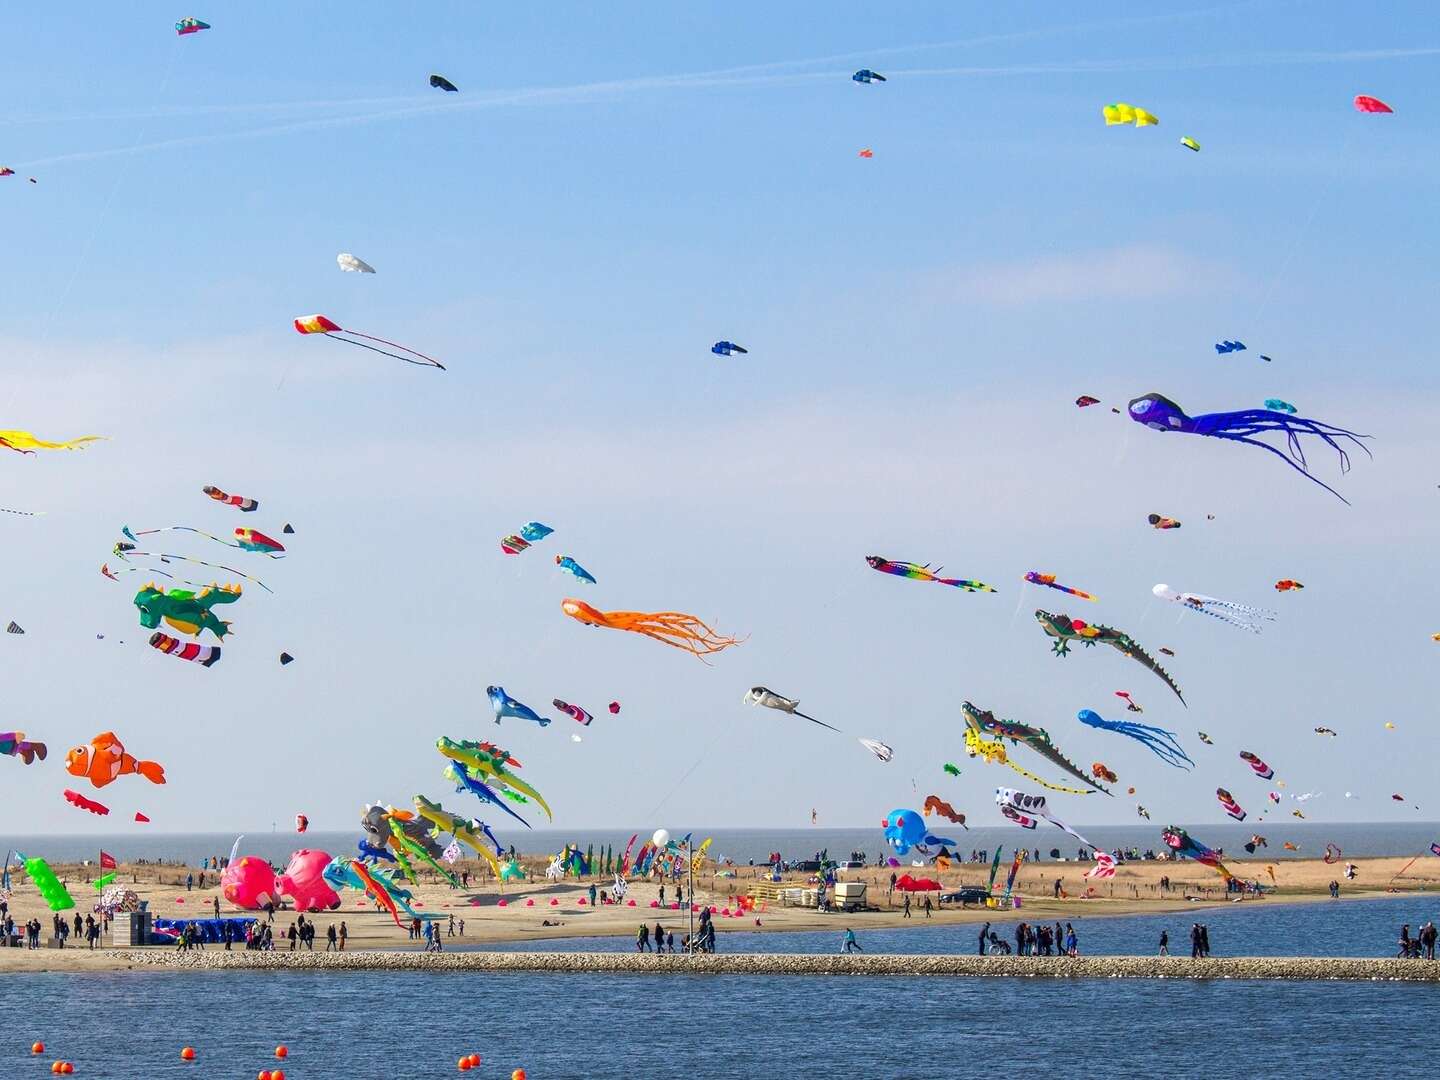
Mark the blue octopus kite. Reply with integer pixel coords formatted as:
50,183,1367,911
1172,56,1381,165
1127,392,1370,503
1077,709,1193,770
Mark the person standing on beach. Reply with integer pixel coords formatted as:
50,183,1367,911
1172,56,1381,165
589,882,598,908
287,923,297,951
212,896,220,918
1199,924,1210,958
843,928,861,953
923,895,933,918
902,893,912,918
339,922,348,951
1015,923,1027,956
659,883,666,906
448,914,455,937
637,923,651,952
1158,930,1169,955
458,918,465,936
1190,923,1202,959
186,872,193,892
654,921,665,952
978,921,990,956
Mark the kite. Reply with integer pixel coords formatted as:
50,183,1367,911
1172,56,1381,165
711,341,747,356
1162,825,1232,881
1283,841,1299,851
854,738,892,762
148,630,221,666
280,652,294,665
744,687,839,732
858,148,874,158
1292,809,1306,819
175,17,209,34
0,506,43,516
1259,356,1274,363
0,430,103,454
1323,843,1343,864
1077,710,1192,769
1075,395,1100,407
1197,731,1213,745
500,521,553,554
111,546,271,592
555,555,596,584
1392,793,1406,802
1035,608,1184,704
1216,787,1247,821
882,808,954,858
561,598,742,658
552,699,594,726
1386,722,1396,730
608,701,620,714
24,858,74,912
5,621,21,635
134,812,150,823
866,556,994,592
1314,727,1337,737
123,524,285,558
1024,572,1096,602
1240,750,1274,780
443,762,532,830
0,732,45,765
283,524,295,534
430,74,459,92
1137,805,1150,819
295,814,308,833
1148,514,1182,530
64,790,110,817
1152,584,1275,633
1091,763,1118,784
436,737,552,820
1275,579,1304,592
1243,834,1268,853
1114,691,1142,713
1269,792,1281,804
995,789,1112,878
488,686,551,728
65,732,165,789
1103,103,1158,126
1159,647,1175,657
336,253,376,274
134,583,241,639
852,69,886,83
1215,340,1247,354
1180,136,1200,151
293,314,445,369
962,701,1109,795
923,796,966,827
202,485,257,512
1354,95,1393,114
411,796,501,876
1127,392,1370,504
1264,399,1297,415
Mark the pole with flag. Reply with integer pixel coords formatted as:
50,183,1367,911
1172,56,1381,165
99,851,117,871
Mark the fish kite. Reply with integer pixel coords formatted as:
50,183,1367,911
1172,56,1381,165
866,556,994,592
555,555,596,584
1217,787,1247,821
1180,136,1200,151
488,686,551,728
1354,95,1393,114
1162,825,1232,880
1103,103,1158,126
744,687,840,732
995,788,1112,878
1148,514,1181,530
430,74,459,92
1075,395,1100,407
0,732,46,765
1275,579,1304,592
1215,340,1247,354
852,69,886,83
1035,609,1184,704
1077,710,1192,769
336,253,376,274
0,430,103,454
64,790,110,816
148,630,221,667
1240,750,1274,780
562,598,742,659
1152,584,1275,633
923,795,966,827
1128,392,1370,504
552,699,594,726
202,485,258,512
175,17,209,35
711,341,747,356
294,314,445,370
962,701,1109,795
66,732,165,789
500,521,553,555
1024,572,1096,602
1264,399,1297,415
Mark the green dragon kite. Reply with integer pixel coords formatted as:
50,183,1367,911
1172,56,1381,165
134,582,242,640
1034,608,1184,705
962,701,1110,795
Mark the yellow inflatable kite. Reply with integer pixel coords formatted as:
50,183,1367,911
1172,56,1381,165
0,430,104,455
1103,103,1159,127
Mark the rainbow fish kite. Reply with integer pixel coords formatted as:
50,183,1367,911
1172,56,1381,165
1024,572,1096,602
866,556,994,593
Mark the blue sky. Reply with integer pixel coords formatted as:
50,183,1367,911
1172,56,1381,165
1,2,1437,838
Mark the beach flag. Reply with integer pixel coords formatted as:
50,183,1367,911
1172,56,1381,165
99,851,117,870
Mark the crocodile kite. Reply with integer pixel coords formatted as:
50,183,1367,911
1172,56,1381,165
961,701,1111,795
1034,609,1185,705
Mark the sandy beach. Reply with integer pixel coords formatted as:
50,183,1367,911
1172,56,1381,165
1,852,1433,973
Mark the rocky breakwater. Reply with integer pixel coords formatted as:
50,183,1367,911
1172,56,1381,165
107,950,1440,981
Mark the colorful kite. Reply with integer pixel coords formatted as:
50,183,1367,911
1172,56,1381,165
293,314,445,369
1077,710,1192,768
962,701,1108,795
1263,399,1297,415
1114,691,1142,713
711,341,747,356
857,148,874,158
1035,609,1184,704
1091,762,1118,784
555,555,596,584
488,686,551,728
852,69,886,83
1128,392,1370,504
500,521,553,554
552,699,594,726
202,485,258,512
295,814,309,833
1075,395,1100,407
1354,95,1394,114
744,687,839,731
1215,340,1247,354
1024,572,1096,602
175,17,209,35
411,796,501,876
65,732,165,789
1240,750,1275,780
64,790,110,816
1148,514,1181,530
1137,805,1150,819
1103,103,1158,126
122,524,284,558
855,738,892,762
995,789,1112,878
0,430,103,454
111,543,272,593
336,253,376,273
1217,787,1247,821
6,621,22,635
866,556,994,592
0,732,45,764
148,630,221,667
443,762,531,830
134,583,240,639
436,737,552,820
1162,825,1232,880
1275,579,1305,592
561,598,741,658
923,796,966,826
1323,843,1343,864
1152,584,1275,633
1197,731,1214,745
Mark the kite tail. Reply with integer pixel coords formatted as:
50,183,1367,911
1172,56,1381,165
796,711,843,733
135,760,166,785
938,577,996,592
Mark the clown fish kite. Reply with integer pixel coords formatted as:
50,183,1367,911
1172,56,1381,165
0,430,103,454
294,314,445,369
1275,579,1304,592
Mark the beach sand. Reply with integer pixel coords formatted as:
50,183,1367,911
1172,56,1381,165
0,852,1434,972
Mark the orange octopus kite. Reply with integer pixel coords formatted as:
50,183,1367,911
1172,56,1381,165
560,598,742,658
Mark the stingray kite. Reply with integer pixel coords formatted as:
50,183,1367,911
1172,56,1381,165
962,701,1109,795
1163,825,1232,880
501,521,552,554
202,485,257,512
1024,572,1096,602
711,341,747,356
175,17,209,34
1152,584,1275,633
1077,710,1192,769
1128,392,1370,504
555,555,596,584
852,69,886,83
1103,103,1158,126
561,598,741,659
866,557,994,592
1240,750,1274,780
0,430,103,454
487,686,551,728
1217,787,1247,821
1354,95,1393,114
294,314,445,369
429,74,459,92
744,687,839,732
995,789,1112,878
1035,609,1184,704
923,796,966,826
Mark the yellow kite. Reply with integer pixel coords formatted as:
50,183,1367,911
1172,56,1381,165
1103,103,1159,127
0,430,104,455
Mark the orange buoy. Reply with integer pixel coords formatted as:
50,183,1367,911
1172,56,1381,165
257,1071,271,1080
458,1059,472,1072
180,1046,196,1061
468,1054,482,1067
31,1043,44,1055
63,1066,75,1076
275,1046,288,1059
272,1071,285,1080
512,1069,527,1080
49,1063,60,1074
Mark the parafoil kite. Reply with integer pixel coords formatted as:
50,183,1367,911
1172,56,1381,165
1215,340,1247,354
294,314,445,369
1035,609,1184,704
995,788,1112,878
65,732,165,788
1075,395,1100,407
1240,750,1274,780
923,796,966,826
500,521,553,554
853,69,886,83
1103,103,1158,126
1353,95,1393,114
1024,571,1096,601
561,598,742,658
1152,584,1275,633
488,686,551,728
1128,392,1370,504
744,687,839,731
0,732,45,765
430,74,459,92
1263,399,1297,415
1162,825,1232,880
552,699,593,726
0,430,103,454
64,790,110,816
1077,710,1192,769
175,17,209,35
859,738,894,762
134,811,150,823
148,630,222,666
711,341,747,356
202,485,258,512
1148,514,1181,530
1114,690,1142,713
1275,579,1304,592
555,555,596,584
1180,136,1200,151
1091,762,1118,784
1216,787,1246,821
336,253,376,274
963,701,1108,795
1392,793,1406,802
866,556,994,592
134,582,241,639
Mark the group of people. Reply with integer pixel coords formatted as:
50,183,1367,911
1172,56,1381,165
282,914,343,951
1397,922,1438,959
636,908,717,954
978,920,1080,956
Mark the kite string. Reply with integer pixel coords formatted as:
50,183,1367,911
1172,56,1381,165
644,726,726,821
340,330,446,369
